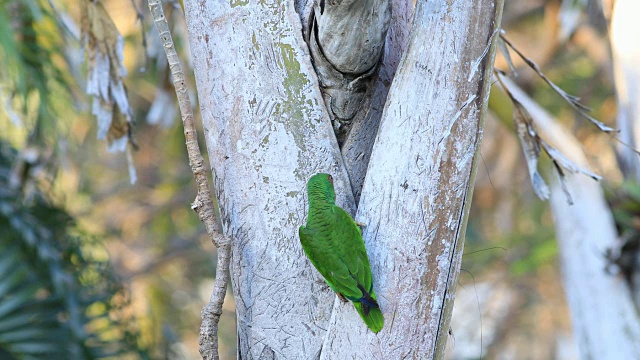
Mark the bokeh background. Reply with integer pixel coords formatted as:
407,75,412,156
0,0,626,359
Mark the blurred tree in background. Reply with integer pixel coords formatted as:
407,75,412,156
1,0,639,359
0,0,233,358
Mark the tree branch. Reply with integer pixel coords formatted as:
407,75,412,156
147,2,229,359
198,242,231,360
147,0,222,247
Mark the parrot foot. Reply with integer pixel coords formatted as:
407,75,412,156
337,293,348,303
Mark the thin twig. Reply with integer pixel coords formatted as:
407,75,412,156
199,242,231,360
146,2,230,359
495,70,602,204
129,0,150,72
499,33,617,133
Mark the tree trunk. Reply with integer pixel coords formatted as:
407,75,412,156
183,0,502,357
183,2,352,357
502,78,640,359
611,0,640,182
340,0,415,203
318,1,502,358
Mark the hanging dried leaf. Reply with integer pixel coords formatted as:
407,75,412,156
147,89,178,127
146,64,177,127
126,147,137,185
541,142,602,181
512,99,550,200
497,31,517,77
496,70,603,204
81,0,137,182
551,159,574,205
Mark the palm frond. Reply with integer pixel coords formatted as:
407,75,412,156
0,142,148,359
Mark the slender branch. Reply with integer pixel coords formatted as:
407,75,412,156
147,2,230,359
499,33,616,133
147,0,221,247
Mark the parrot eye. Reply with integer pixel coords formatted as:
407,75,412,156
327,175,333,183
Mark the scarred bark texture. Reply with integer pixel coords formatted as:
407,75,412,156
183,1,354,358
318,1,503,358
183,0,502,358
341,0,415,203
298,0,416,202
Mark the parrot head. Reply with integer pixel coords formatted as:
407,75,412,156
306,173,336,203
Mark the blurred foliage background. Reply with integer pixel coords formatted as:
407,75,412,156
0,0,628,359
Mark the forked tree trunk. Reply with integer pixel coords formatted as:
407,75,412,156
183,0,502,357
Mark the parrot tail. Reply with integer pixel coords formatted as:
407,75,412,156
353,301,384,333
355,282,379,310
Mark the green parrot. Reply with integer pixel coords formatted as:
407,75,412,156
299,173,384,333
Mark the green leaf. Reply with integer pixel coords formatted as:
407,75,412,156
5,341,61,355
0,328,49,343
0,312,53,333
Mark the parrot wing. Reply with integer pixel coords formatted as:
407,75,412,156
300,207,383,333
299,221,363,300
331,206,375,301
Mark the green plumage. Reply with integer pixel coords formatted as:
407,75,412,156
299,173,384,333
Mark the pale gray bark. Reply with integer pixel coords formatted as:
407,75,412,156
341,0,415,203
314,0,390,74
183,0,502,358
183,1,353,358
502,78,640,359
297,0,413,202
319,1,502,358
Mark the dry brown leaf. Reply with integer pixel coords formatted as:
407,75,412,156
512,99,551,200
81,0,131,147
81,0,137,182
